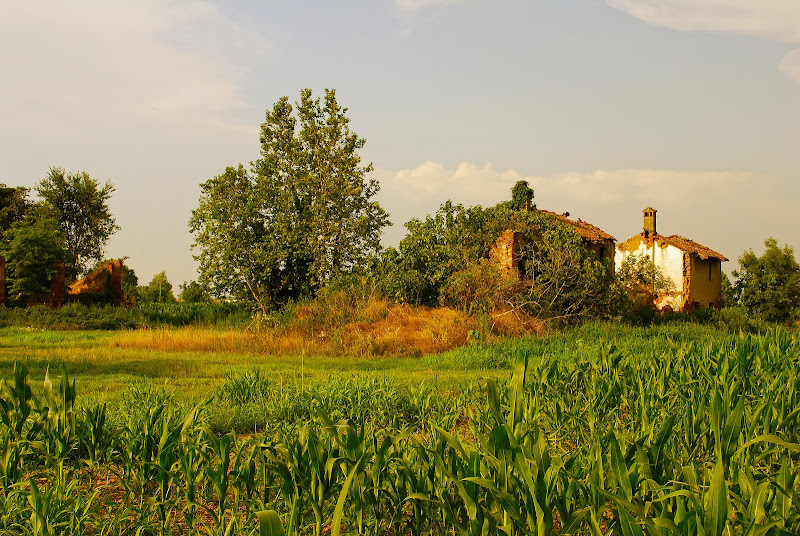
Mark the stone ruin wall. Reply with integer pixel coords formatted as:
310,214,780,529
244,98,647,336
0,257,124,308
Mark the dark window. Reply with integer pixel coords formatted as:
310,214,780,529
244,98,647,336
709,262,712,281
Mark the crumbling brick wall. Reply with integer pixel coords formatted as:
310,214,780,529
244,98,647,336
68,259,124,306
490,230,528,278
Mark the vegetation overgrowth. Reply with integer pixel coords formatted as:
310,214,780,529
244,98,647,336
0,326,798,534
0,302,255,330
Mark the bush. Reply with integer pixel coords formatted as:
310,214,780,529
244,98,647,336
714,306,770,333
0,302,253,330
734,237,800,324
215,368,273,406
440,258,521,314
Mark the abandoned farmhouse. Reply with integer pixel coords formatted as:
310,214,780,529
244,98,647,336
491,205,726,312
615,208,727,312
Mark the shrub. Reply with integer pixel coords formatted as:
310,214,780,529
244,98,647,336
440,258,522,314
734,237,800,324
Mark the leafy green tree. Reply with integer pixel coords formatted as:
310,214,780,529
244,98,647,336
121,263,139,305
190,89,389,313
138,271,176,303
390,201,495,305
721,272,737,307
0,184,32,234
509,180,534,211
2,216,67,298
381,195,617,321
616,254,676,296
516,214,618,321
179,280,210,303
733,237,800,323
36,167,119,278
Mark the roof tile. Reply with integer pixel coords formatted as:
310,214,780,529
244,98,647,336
539,210,616,243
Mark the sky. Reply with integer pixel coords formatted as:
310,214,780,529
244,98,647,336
1,0,798,286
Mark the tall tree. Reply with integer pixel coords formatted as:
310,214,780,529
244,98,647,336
139,271,176,303
190,89,389,312
509,180,534,211
0,184,32,234
733,237,800,323
179,280,210,303
36,167,118,278
2,215,67,298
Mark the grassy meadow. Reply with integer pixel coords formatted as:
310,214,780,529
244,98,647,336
1,316,798,535
0,320,740,427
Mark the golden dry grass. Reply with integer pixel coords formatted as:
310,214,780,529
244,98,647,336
112,297,544,358
112,326,256,353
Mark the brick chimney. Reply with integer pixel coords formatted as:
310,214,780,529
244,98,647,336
643,207,657,237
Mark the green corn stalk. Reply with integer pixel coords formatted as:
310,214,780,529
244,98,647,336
201,428,236,532
26,477,55,536
257,510,285,536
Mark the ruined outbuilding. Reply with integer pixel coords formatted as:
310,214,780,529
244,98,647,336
68,259,124,306
491,204,616,279
615,208,727,312
0,257,125,308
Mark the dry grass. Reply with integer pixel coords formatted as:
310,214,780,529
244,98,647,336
112,326,256,353
111,296,544,358
489,307,547,338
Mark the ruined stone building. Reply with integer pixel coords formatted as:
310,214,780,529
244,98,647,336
68,259,124,306
491,209,616,279
614,208,727,312
0,258,124,307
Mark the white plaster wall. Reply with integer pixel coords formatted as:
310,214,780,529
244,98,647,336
615,239,686,310
658,244,684,293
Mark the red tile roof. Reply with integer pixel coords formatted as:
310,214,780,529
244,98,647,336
539,210,616,244
660,235,728,261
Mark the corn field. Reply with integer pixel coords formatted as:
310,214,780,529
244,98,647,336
1,329,798,535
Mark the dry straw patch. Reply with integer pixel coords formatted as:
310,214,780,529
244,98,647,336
489,307,547,338
112,326,255,353
111,297,544,358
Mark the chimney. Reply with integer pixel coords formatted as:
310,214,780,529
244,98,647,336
523,190,532,212
643,207,657,237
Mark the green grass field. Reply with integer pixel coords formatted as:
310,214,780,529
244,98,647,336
0,321,736,406
2,321,797,535
0,321,739,434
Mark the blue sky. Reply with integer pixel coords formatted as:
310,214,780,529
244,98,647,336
1,1,798,286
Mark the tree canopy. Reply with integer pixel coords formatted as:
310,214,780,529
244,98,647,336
377,194,617,321
733,237,800,323
509,180,534,211
616,254,676,297
2,215,67,298
190,89,389,313
179,280,210,303
138,271,176,304
36,167,118,278
0,184,32,233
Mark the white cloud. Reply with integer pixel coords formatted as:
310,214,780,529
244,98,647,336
779,49,800,84
607,0,800,42
376,161,799,267
0,1,260,125
393,0,461,11
606,1,800,86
